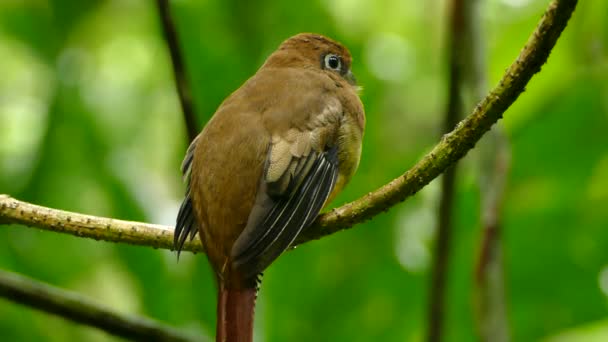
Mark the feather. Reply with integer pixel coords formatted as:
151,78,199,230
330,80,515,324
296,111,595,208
174,137,200,258
232,146,339,278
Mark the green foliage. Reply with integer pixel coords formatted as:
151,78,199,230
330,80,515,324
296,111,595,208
0,0,607,341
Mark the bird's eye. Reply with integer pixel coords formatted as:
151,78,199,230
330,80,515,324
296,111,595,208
324,54,342,71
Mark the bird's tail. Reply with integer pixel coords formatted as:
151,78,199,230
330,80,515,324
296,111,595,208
216,285,257,342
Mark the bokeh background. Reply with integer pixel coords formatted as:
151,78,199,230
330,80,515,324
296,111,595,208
1,0,607,341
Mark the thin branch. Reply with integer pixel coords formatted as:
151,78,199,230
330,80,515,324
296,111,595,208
156,0,199,142
427,169,458,342
0,0,578,252
427,0,467,341
467,0,512,340
0,195,202,253
0,269,203,342
474,129,511,342
299,0,578,242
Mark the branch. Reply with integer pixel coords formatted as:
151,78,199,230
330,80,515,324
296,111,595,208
469,0,512,340
0,0,578,252
427,0,467,341
156,0,199,142
0,195,203,253
299,0,577,242
0,269,202,342
474,129,511,342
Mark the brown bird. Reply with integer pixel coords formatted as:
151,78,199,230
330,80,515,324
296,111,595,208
175,33,365,342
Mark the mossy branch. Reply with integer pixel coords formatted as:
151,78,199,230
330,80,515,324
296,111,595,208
300,0,577,242
0,194,203,252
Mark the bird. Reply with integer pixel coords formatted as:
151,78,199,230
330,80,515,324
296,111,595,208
174,33,365,342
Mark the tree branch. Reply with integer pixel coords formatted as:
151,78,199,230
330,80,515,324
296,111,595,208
474,129,511,342
0,269,203,341
0,0,578,253
427,0,467,341
156,0,199,142
298,0,578,242
0,195,202,253
468,0,512,340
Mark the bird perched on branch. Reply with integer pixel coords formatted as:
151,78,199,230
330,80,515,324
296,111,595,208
175,33,365,342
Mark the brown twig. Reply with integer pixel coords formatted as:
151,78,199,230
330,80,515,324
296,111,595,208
0,269,203,342
427,1,466,341
463,0,511,340
474,129,511,342
0,0,578,253
156,0,199,142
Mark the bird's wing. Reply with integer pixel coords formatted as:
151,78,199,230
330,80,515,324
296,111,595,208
174,135,200,256
231,106,342,278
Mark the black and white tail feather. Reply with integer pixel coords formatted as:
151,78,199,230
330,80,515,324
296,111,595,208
174,137,199,258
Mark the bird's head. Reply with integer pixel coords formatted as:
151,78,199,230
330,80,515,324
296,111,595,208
263,33,357,86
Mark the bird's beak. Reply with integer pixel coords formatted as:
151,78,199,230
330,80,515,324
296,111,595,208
345,70,357,86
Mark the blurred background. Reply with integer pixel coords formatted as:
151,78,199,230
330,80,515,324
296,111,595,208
0,0,607,341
